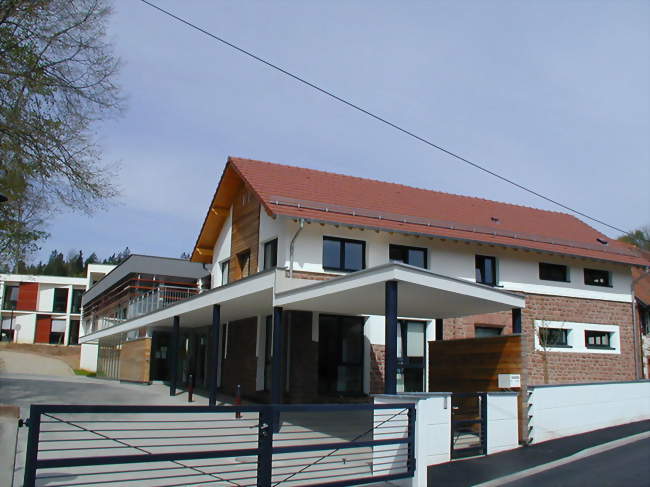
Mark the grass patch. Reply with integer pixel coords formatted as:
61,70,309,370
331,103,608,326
73,369,96,377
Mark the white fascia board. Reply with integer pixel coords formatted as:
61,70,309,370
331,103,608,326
499,281,632,303
0,274,87,286
80,271,275,343
274,262,525,309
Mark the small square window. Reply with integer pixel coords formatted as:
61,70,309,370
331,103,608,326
263,239,278,270
238,250,251,278
584,268,611,287
475,255,497,286
539,263,569,282
389,244,427,269
475,326,503,338
539,327,569,347
585,330,612,349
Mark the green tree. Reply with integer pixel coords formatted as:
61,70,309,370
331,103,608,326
0,0,123,268
618,226,650,252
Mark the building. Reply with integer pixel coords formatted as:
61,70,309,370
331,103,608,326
79,255,210,379
1,273,87,345
79,157,649,405
632,266,650,378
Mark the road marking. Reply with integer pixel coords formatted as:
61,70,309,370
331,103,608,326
473,431,650,487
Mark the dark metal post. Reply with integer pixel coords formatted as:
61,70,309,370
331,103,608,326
435,318,443,341
257,405,274,487
170,316,180,396
271,307,284,405
23,405,42,487
385,280,398,394
406,405,416,476
480,393,488,454
512,308,522,334
209,304,221,406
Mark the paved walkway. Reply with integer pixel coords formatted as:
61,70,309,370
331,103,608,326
0,349,75,376
427,419,650,486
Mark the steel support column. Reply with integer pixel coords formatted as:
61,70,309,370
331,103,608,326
385,280,398,395
209,305,221,406
170,316,180,396
271,306,284,405
435,318,444,341
512,308,522,334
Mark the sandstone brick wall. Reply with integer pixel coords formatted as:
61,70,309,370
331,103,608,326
370,344,385,394
521,294,635,385
443,311,514,339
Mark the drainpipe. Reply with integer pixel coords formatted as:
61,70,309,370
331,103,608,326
631,267,650,380
289,219,305,278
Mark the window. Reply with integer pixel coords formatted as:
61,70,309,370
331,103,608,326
584,268,611,287
68,320,80,345
585,330,612,349
3,286,18,310
397,320,426,392
475,255,497,286
263,239,278,270
264,315,273,391
53,288,69,313
539,328,569,347
220,260,229,286
71,289,83,314
238,250,251,278
318,315,364,394
389,244,427,269
323,237,365,272
475,326,503,338
539,263,569,282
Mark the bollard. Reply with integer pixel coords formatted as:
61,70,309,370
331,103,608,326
187,373,194,403
235,384,242,419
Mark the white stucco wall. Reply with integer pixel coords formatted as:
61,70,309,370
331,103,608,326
528,381,650,443
37,284,55,312
14,314,36,343
211,207,232,287
486,393,519,454
280,218,632,302
80,343,98,372
259,208,285,272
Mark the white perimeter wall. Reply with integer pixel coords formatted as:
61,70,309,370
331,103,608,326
528,381,650,444
80,343,98,372
280,218,632,303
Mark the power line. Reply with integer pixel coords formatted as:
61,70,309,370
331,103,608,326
139,0,629,235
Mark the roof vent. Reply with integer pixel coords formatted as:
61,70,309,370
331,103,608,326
491,217,500,223
596,237,608,245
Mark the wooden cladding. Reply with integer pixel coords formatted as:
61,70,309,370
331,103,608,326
428,335,522,393
118,338,152,383
35,315,52,344
17,282,38,311
229,185,260,283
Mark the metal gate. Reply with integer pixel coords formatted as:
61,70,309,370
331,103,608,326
450,392,487,459
22,402,415,487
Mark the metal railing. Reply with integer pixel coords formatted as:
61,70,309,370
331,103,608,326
22,402,415,487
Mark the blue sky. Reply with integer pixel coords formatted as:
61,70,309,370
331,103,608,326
38,0,649,262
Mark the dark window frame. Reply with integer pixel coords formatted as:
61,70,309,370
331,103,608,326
585,330,613,349
262,238,278,271
237,250,251,278
539,327,570,348
539,262,569,282
389,244,428,269
52,288,69,313
475,325,503,338
71,289,84,314
584,268,612,287
475,255,497,286
323,237,366,272
318,314,365,395
3,285,19,310
397,320,427,392
220,260,229,286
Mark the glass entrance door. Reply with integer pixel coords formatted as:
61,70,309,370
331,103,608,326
397,320,426,392
318,315,364,395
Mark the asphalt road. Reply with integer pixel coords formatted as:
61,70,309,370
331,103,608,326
505,437,650,487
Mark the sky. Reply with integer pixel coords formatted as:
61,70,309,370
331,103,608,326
37,0,649,263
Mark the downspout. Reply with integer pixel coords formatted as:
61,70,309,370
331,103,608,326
289,218,305,278
631,267,650,380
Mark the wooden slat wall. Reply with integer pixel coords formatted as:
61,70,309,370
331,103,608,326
34,315,52,344
118,338,152,383
229,185,260,282
17,282,38,311
428,335,522,393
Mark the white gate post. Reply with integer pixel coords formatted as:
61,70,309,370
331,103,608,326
486,392,519,454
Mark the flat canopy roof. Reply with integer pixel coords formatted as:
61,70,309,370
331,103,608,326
80,264,524,343
275,263,525,319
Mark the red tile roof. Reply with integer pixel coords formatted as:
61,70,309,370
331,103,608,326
228,157,649,267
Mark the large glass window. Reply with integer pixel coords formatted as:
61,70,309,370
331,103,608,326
53,288,69,313
220,260,229,286
68,319,80,345
475,255,497,286
539,263,569,282
475,326,503,338
539,328,569,347
238,250,251,278
389,244,427,269
3,286,18,310
584,268,611,287
318,315,364,394
397,320,426,392
323,237,365,272
71,289,84,314
263,239,278,270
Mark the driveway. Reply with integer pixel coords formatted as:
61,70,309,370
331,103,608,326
0,349,75,377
